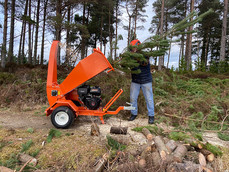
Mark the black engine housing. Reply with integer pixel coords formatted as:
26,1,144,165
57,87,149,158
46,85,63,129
77,85,101,110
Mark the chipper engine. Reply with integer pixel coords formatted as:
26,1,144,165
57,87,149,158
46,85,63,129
45,41,134,128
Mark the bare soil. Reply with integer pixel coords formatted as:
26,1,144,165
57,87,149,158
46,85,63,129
0,108,228,148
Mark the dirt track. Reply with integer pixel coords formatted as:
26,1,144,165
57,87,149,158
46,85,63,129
0,109,229,148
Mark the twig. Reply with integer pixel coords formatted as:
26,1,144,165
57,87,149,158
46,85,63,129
220,110,229,131
19,158,32,172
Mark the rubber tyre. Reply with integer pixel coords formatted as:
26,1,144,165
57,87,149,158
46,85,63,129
51,106,75,129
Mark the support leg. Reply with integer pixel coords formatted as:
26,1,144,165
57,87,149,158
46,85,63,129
100,116,105,124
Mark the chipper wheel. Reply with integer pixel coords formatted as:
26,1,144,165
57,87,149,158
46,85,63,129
51,106,75,129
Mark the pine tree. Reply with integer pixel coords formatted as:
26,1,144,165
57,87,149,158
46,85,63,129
116,9,213,73
1,0,8,68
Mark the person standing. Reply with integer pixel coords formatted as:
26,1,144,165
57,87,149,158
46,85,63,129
128,39,155,124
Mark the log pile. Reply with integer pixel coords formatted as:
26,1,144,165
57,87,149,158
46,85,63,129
95,127,218,172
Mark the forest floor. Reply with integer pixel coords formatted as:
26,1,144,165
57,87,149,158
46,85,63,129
0,106,229,148
0,66,229,171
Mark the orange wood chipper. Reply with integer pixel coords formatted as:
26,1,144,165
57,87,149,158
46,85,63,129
45,41,134,128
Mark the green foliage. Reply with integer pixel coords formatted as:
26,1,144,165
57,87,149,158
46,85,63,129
106,135,126,151
179,56,187,73
168,131,190,141
27,128,34,133
0,153,18,169
30,149,40,157
0,141,7,150
204,143,223,157
21,139,33,153
218,132,229,141
132,125,164,136
47,129,62,143
0,72,16,85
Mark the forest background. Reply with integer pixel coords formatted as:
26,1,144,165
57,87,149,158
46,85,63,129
0,0,228,72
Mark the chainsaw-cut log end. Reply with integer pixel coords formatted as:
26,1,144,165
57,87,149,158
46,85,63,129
207,153,214,162
142,128,154,141
138,159,146,168
110,126,128,135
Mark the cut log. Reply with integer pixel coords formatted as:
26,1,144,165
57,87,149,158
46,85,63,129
154,136,170,160
173,144,187,163
110,126,128,135
163,137,170,144
198,153,206,167
109,135,130,145
142,128,153,141
94,153,109,172
18,153,37,166
151,151,161,167
0,166,14,172
138,159,146,169
207,153,214,162
198,149,215,162
91,123,100,136
166,140,177,153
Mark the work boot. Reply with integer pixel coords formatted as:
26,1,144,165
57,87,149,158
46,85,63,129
129,115,137,121
148,116,154,124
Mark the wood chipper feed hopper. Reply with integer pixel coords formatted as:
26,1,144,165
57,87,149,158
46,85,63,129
45,41,135,128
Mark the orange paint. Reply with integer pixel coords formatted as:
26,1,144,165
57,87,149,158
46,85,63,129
45,41,126,124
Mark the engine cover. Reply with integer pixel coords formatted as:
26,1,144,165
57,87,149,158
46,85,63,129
85,97,101,110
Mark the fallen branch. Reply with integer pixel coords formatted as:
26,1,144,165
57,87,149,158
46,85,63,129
164,113,229,126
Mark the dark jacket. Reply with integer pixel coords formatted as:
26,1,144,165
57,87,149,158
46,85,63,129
131,62,152,84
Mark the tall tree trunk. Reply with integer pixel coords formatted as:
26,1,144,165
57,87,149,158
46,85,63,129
8,0,15,64
127,15,131,46
219,0,228,62
109,3,113,59
100,8,103,51
1,0,8,68
185,0,194,70
81,2,86,59
31,5,36,60
66,4,71,64
115,1,118,59
18,21,24,64
158,0,164,71
41,0,48,65
33,0,41,65
56,0,62,65
133,0,138,38
28,0,32,64
22,0,28,64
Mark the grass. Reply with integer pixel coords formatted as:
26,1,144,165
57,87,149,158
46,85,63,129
0,66,229,170
0,128,106,171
